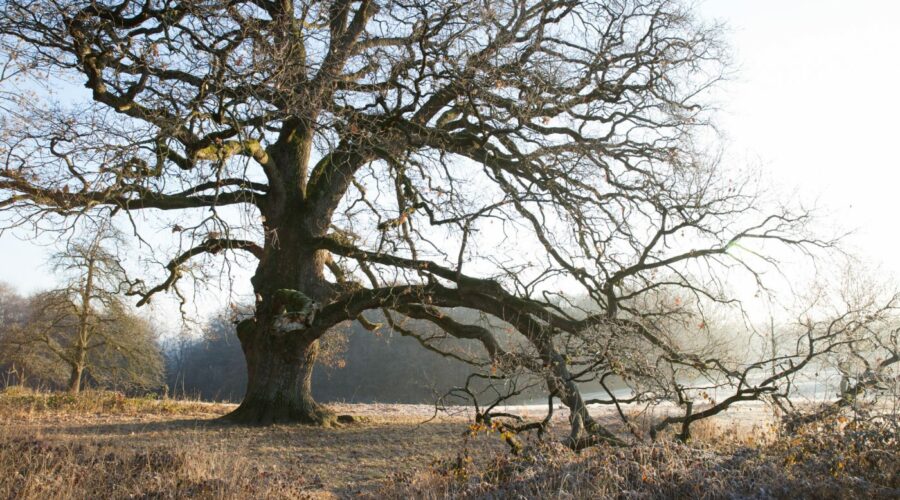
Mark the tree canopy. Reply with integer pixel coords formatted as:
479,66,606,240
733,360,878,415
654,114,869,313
0,0,895,445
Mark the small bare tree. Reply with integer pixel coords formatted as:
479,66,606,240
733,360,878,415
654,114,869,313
6,225,163,393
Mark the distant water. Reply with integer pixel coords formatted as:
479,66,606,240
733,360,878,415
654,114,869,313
574,369,846,406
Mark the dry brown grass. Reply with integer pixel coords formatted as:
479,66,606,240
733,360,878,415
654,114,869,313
0,387,506,498
0,386,232,421
1,388,897,499
372,420,899,499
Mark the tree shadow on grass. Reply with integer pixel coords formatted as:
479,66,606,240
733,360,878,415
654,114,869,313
33,417,230,438
38,413,385,438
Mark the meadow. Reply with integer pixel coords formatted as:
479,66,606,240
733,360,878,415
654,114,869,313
1,387,896,499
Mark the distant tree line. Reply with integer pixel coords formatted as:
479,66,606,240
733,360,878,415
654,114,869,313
0,222,483,403
163,312,480,404
2,275,483,403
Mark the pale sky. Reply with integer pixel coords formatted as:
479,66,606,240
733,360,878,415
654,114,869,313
702,0,900,277
1,0,898,312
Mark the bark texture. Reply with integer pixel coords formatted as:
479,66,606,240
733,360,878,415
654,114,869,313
224,198,336,424
227,321,333,424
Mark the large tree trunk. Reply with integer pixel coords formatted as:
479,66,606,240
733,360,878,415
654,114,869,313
224,201,336,424
222,125,351,425
226,324,334,425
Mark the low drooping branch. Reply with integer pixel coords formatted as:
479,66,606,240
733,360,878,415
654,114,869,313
782,351,899,433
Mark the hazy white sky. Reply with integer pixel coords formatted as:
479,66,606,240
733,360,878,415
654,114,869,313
702,0,900,276
1,0,898,305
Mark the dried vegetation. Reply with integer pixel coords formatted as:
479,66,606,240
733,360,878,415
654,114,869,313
1,388,896,499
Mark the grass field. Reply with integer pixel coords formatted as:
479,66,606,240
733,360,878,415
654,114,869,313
0,387,897,499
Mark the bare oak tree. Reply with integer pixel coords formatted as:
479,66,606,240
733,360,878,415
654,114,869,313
0,0,862,439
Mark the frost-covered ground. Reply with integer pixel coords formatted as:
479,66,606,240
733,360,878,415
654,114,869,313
3,388,894,499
